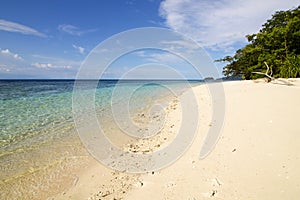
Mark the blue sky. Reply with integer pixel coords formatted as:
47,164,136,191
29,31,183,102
0,0,299,79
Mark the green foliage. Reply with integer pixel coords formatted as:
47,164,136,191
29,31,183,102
217,6,300,79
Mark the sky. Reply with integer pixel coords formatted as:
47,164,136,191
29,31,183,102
0,0,299,79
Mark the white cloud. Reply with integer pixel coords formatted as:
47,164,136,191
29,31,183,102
0,64,10,72
31,54,82,66
121,65,181,79
159,0,299,51
72,44,85,54
32,62,52,69
161,40,199,50
58,24,80,35
32,54,81,68
1,48,23,60
140,51,184,64
32,62,72,69
134,50,188,65
0,51,77,78
58,24,96,36
104,64,197,80
1,49,9,54
0,19,46,37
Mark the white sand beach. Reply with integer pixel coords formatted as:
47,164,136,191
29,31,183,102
54,79,300,200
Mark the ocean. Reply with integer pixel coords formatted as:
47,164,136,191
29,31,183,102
0,79,202,199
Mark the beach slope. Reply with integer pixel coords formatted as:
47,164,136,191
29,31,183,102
126,79,300,199
56,79,300,200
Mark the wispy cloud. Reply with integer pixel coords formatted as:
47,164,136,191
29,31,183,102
159,0,299,52
0,64,10,72
0,48,25,75
58,24,96,36
31,54,82,68
0,19,46,37
72,44,85,54
1,48,23,60
135,50,184,64
0,51,78,78
32,62,72,69
32,62,53,69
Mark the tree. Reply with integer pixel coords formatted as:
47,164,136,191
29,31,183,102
217,6,300,79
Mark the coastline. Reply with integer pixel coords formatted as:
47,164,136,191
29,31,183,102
53,90,183,199
55,79,300,199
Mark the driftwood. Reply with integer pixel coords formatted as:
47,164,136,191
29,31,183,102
252,62,275,82
252,62,293,86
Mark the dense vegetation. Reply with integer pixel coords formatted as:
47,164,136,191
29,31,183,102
217,6,300,79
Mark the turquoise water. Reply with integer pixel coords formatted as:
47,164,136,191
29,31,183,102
0,80,201,198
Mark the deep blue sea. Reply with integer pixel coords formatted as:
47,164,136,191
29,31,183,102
0,79,202,198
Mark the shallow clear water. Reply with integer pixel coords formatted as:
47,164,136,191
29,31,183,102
0,79,201,199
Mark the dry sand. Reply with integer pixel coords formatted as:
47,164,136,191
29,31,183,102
54,79,300,200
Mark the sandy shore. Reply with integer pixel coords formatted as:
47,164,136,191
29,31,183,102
54,78,300,200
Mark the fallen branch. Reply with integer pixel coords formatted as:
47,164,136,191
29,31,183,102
252,62,275,82
252,62,293,86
